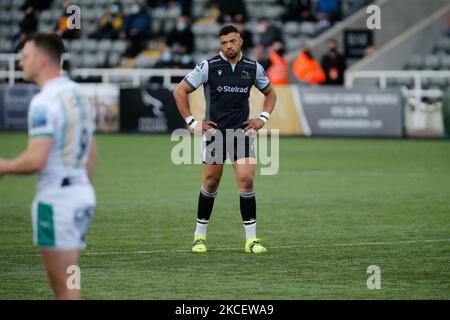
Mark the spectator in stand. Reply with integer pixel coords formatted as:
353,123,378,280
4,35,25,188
92,2,124,40
266,41,289,86
293,46,326,85
166,15,194,54
14,6,38,53
55,0,80,39
321,39,346,85
278,0,314,22
119,0,151,57
21,0,53,11
236,19,254,54
316,0,342,23
210,0,248,23
258,18,284,49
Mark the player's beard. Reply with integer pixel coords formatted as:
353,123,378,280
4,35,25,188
225,50,238,59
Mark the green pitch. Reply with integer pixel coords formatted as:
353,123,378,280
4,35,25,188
1,133,449,299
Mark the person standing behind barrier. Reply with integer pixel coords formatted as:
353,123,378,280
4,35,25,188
293,46,326,85
266,41,289,85
321,39,346,85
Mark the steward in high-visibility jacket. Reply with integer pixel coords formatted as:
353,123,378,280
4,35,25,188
267,49,289,85
293,48,326,85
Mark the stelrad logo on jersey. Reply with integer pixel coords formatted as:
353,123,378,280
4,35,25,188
217,85,249,93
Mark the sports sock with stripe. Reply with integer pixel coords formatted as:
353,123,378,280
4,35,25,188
194,186,217,236
240,190,256,240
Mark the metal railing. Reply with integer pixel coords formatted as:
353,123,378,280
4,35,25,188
0,53,191,87
345,70,450,99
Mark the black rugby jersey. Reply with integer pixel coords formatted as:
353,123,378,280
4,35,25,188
184,52,270,131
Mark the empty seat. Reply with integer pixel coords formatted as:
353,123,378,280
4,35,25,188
39,10,53,23
387,77,413,88
112,40,127,54
135,54,157,68
69,40,83,53
423,54,440,70
81,53,97,68
285,36,305,51
405,54,423,70
108,52,121,67
98,39,112,52
284,22,299,36
440,54,450,70
434,36,450,53
299,22,317,37
83,39,98,53
428,77,448,89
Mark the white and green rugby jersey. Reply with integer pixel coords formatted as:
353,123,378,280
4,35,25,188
28,76,95,188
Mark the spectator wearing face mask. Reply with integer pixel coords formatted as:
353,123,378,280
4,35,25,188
293,46,326,85
166,15,194,54
92,2,124,39
321,39,346,85
119,1,151,57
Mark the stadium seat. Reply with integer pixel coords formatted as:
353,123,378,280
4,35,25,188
284,22,300,36
423,54,440,70
108,52,121,68
39,10,52,24
98,39,113,53
112,40,127,55
70,40,83,53
299,22,317,37
441,55,450,70
405,54,423,70
427,77,448,89
0,11,12,24
135,54,158,68
83,39,98,53
434,36,450,53
0,40,12,53
285,36,305,51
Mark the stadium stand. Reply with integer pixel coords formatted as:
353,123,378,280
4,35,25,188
0,0,372,83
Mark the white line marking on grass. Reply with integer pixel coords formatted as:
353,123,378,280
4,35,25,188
1,238,449,258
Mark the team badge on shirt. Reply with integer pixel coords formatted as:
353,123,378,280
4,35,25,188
242,70,251,80
31,105,47,128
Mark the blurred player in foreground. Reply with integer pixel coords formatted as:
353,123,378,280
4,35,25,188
0,33,97,299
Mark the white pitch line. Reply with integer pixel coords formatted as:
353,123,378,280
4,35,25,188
1,238,450,259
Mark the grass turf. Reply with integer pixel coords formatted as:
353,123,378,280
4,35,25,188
0,133,449,299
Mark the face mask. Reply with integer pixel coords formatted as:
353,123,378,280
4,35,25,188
130,5,139,14
111,5,119,14
181,55,192,65
176,23,187,32
162,52,172,62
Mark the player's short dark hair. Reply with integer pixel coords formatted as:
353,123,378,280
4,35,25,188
219,25,239,37
27,33,64,65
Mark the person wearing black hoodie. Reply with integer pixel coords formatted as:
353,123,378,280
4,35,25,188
321,39,347,85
